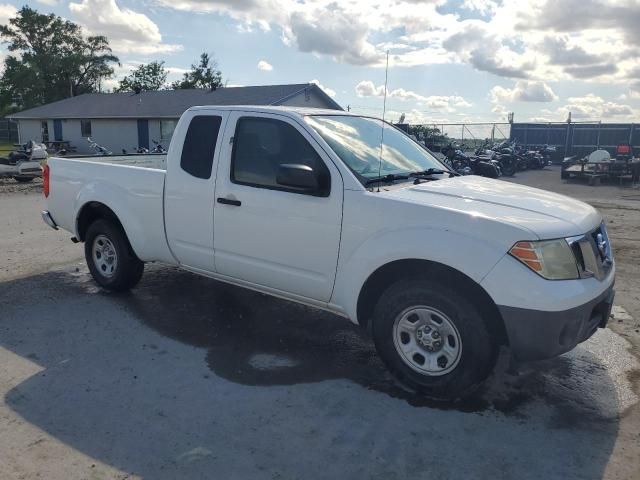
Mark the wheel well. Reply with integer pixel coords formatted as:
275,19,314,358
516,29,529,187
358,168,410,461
76,202,124,242
356,259,508,347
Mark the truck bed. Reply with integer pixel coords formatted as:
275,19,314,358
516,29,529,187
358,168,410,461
46,154,175,264
62,153,167,170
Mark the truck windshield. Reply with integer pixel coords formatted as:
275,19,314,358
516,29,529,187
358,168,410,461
305,115,446,184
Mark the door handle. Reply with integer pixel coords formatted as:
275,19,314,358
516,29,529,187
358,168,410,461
217,197,241,207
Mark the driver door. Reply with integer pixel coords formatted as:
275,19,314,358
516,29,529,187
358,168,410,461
213,112,343,302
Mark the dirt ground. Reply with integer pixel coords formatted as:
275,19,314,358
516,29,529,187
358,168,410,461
0,168,639,480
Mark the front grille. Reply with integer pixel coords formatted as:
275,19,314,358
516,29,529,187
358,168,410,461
567,223,613,280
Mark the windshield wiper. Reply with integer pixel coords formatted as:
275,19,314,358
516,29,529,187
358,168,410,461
409,168,458,178
364,173,410,186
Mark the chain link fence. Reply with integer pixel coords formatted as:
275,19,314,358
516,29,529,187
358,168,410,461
395,122,511,154
396,121,640,163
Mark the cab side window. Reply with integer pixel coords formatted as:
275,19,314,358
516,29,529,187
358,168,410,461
231,117,330,195
180,115,222,179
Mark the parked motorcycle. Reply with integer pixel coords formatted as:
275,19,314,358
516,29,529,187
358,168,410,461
151,140,166,154
87,137,111,155
442,143,501,178
482,140,517,176
538,144,556,165
0,140,47,182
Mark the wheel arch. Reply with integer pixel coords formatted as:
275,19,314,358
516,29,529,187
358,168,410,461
76,201,126,243
356,259,508,347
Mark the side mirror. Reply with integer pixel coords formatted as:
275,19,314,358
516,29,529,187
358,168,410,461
276,163,327,196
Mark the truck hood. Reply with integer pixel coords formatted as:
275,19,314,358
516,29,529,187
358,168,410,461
385,175,601,239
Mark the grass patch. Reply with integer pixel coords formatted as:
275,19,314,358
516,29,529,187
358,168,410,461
0,142,15,156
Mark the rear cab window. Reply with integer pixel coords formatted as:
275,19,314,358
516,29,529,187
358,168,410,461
180,115,222,179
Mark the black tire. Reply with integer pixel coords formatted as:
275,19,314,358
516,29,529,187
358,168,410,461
501,163,516,176
84,219,144,291
371,278,497,401
561,169,569,180
13,176,34,183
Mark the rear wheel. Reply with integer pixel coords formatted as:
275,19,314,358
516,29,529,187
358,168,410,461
84,219,144,291
501,163,516,176
371,278,497,401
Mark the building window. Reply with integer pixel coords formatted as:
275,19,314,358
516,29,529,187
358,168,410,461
180,115,222,179
160,120,177,140
41,121,49,142
80,119,92,137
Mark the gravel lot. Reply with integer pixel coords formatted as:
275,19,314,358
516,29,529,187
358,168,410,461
1,169,639,480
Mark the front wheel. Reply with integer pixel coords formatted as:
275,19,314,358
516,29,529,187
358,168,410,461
84,219,144,291
13,176,34,183
372,278,497,401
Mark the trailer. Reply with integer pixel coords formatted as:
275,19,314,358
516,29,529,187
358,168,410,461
561,146,640,185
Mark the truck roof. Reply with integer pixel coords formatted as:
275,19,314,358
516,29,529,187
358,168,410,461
186,105,360,119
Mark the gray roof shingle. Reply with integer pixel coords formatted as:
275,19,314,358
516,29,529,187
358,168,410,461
9,83,342,119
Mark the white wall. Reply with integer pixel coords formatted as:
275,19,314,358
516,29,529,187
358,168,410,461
88,119,139,154
16,90,338,153
17,118,172,154
17,120,42,144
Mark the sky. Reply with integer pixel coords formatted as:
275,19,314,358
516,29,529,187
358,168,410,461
0,0,639,128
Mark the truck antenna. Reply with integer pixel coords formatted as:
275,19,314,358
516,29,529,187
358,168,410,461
377,50,390,192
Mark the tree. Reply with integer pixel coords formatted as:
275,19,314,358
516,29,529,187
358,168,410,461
0,6,118,114
172,53,223,90
407,124,449,147
115,61,168,93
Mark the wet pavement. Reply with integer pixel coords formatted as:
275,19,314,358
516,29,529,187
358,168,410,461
1,264,638,479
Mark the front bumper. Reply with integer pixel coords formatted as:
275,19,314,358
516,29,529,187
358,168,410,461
499,285,615,361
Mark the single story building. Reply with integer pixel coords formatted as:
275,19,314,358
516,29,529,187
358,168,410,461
9,83,342,154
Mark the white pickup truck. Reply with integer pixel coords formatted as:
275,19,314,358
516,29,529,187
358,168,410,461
42,106,615,400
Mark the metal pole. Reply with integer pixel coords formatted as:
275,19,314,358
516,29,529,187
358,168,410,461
564,122,571,157
546,123,550,145
596,121,601,149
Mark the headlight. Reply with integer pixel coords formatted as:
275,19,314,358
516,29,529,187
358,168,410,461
509,239,579,280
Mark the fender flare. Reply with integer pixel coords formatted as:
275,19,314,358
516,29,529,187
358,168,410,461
331,225,507,323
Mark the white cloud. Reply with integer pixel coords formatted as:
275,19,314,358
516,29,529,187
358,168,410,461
0,3,16,25
533,94,635,121
257,60,273,71
541,36,603,66
69,0,182,55
491,81,558,103
149,0,639,87
356,80,471,112
442,22,535,79
288,6,382,65
309,79,336,98
355,80,386,98
462,0,498,14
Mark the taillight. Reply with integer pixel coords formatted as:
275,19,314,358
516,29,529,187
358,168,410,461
43,164,50,198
